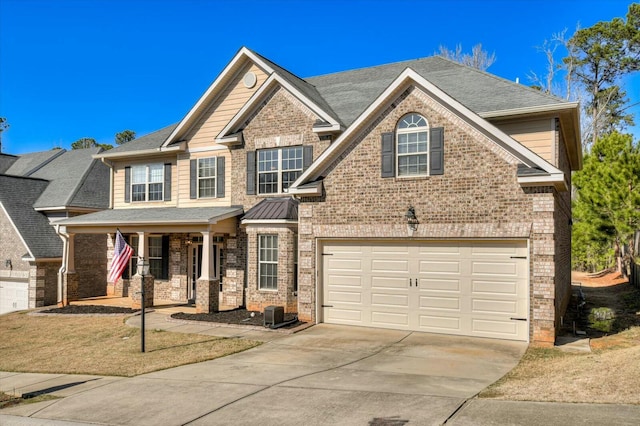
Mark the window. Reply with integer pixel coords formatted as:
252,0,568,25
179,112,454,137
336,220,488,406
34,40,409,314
397,114,428,177
123,235,169,280
258,235,278,290
198,158,216,198
131,164,164,201
258,147,303,194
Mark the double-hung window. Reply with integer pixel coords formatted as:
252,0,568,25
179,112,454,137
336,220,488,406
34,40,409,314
397,114,429,177
198,158,216,198
258,235,278,290
258,146,303,194
131,164,164,201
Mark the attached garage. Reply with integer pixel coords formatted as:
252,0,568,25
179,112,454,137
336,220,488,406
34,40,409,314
321,240,529,341
0,279,29,315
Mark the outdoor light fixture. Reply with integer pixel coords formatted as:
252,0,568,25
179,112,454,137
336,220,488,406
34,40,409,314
405,206,419,236
5,259,11,269
137,257,150,353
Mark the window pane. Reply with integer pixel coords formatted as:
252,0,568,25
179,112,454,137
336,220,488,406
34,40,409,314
258,149,278,172
148,164,163,183
199,178,216,198
198,158,216,178
259,235,278,290
132,184,146,201
132,166,146,184
282,170,300,190
259,172,277,194
148,183,163,201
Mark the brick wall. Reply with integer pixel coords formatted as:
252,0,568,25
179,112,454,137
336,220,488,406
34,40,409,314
74,234,108,298
297,86,563,345
245,225,297,313
221,232,246,308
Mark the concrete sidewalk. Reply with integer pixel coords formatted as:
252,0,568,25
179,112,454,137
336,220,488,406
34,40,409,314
1,313,639,425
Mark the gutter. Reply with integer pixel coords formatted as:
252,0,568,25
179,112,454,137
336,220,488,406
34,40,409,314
55,223,68,307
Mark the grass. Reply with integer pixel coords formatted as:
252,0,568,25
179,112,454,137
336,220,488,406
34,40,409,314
0,311,261,377
481,276,640,405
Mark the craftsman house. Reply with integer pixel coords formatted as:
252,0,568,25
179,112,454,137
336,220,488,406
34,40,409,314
58,47,581,346
0,148,109,314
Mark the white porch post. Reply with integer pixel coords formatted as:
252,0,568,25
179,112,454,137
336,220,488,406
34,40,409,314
199,231,213,280
136,231,147,273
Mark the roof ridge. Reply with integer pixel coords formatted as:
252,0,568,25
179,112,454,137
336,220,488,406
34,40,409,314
432,55,569,104
305,56,435,80
0,173,50,183
23,149,67,176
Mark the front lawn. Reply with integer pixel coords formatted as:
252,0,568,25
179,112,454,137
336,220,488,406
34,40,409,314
0,311,260,377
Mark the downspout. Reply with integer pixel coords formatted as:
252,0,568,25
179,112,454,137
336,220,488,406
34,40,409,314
55,223,69,306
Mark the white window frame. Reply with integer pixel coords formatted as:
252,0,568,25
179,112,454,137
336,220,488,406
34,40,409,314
258,235,278,290
396,113,429,177
131,163,164,202
197,157,217,198
257,146,303,194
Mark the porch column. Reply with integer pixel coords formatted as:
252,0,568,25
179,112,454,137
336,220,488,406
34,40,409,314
63,233,78,304
130,232,154,309
196,231,219,313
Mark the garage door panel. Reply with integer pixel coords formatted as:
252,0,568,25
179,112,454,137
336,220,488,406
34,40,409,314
420,261,460,274
326,308,363,323
420,295,460,310
472,280,518,295
419,278,460,291
327,258,363,272
327,274,362,287
419,314,461,331
371,259,409,273
322,240,529,342
372,293,409,307
0,280,29,315
372,311,409,327
328,290,362,304
472,261,518,276
371,276,409,289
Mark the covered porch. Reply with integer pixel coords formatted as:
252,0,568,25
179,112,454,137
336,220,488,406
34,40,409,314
57,206,245,313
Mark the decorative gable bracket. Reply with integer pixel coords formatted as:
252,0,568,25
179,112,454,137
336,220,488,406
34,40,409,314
312,120,343,137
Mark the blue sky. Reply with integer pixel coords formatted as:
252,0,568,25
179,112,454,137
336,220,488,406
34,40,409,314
0,0,637,154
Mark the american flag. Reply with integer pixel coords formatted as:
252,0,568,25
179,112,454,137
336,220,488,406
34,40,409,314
108,230,133,283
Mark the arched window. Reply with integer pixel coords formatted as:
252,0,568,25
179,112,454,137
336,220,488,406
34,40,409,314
396,113,429,176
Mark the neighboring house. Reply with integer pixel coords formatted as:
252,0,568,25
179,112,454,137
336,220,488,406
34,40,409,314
0,148,110,314
58,47,581,346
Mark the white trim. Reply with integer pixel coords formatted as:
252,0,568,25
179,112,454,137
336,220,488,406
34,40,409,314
518,174,567,191
187,145,228,154
216,73,341,141
286,181,323,196
292,68,566,189
0,202,35,260
33,206,100,213
312,123,342,134
163,47,275,147
478,102,580,119
94,141,187,160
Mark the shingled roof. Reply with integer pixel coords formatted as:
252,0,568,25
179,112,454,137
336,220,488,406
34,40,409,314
0,175,62,259
306,56,566,127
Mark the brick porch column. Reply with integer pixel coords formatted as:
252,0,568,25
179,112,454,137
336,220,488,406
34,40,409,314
130,274,155,309
195,278,219,313
63,272,79,305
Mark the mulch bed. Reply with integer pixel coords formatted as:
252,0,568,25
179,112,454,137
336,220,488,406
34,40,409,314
41,305,140,314
172,308,304,329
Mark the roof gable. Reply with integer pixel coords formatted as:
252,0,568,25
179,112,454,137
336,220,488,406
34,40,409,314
5,149,66,176
292,68,567,192
0,175,62,259
216,72,342,143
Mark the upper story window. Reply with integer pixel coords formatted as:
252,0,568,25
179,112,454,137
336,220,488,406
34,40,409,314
198,158,216,198
258,146,303,194
380,114,444,179
131,164,164,202
397,114,429,177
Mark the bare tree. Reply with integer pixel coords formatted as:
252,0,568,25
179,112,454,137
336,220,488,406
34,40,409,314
437,43,496,71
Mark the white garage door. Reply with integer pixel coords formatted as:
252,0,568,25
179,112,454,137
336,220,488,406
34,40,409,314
321,240,529,341
0,280,29,315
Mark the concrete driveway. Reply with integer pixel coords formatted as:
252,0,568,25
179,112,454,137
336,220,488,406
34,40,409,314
1,324,526,425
